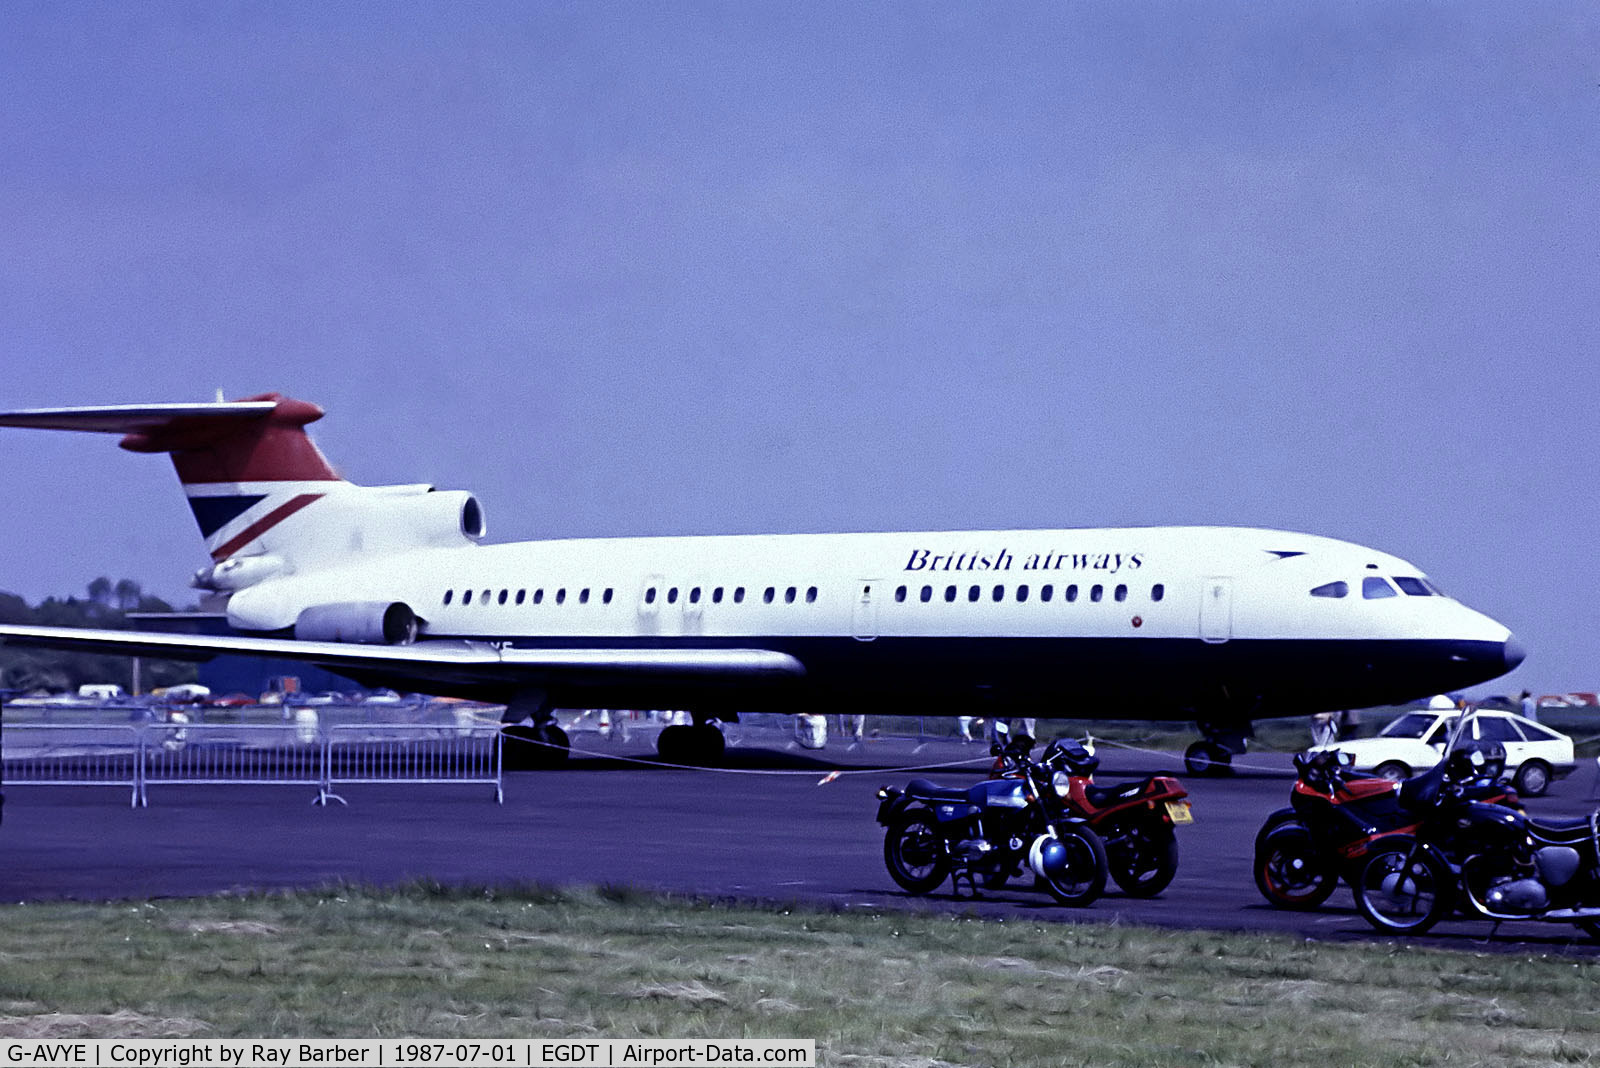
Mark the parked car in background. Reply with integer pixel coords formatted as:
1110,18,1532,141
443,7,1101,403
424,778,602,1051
1308,708,1575,796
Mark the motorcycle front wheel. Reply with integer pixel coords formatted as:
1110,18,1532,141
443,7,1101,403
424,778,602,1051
1253,823,1338,910
1033,825,1108,907
1109,821,1179,898
1352,839,1453,935
883,810,950,895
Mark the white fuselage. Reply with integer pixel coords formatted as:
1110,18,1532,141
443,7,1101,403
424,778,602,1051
222,525,1519,720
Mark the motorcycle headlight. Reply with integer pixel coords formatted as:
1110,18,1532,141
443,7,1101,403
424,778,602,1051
1053,770,1071,798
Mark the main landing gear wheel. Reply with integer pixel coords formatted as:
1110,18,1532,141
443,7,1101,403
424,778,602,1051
502,723,570,770
1184,741,1234,777
656,723,727,766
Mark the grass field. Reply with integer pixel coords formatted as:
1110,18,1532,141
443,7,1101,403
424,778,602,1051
1,884,1598,1066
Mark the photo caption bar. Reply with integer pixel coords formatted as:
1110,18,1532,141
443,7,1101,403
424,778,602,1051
2,1040,815,1068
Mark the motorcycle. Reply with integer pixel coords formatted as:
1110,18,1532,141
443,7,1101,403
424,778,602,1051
876,723,1109,906
1253,747,1519,910
995,737,1192,897
1351,741,1600,938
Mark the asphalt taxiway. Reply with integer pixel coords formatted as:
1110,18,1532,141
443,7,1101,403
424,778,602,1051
4,735,1599,953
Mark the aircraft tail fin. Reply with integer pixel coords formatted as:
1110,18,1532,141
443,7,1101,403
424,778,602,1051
0,393,347,565
1,393,482,588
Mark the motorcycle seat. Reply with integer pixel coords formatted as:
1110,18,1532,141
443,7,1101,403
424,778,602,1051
904,778,970,802
1529,815,1595,845
1084,778,1154,808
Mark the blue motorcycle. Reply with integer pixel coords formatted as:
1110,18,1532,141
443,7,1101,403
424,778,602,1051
875,723,1108,906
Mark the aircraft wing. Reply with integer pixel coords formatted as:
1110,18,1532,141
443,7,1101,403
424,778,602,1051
0,624,805,693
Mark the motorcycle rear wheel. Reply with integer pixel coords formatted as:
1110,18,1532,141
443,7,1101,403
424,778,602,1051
1034,825,1108,907
1352,839,1453,935
1110,822,1180,897
1253,824,1338,910
883,810,950,895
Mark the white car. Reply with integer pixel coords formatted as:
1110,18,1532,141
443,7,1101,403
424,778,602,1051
1310,709,1575,796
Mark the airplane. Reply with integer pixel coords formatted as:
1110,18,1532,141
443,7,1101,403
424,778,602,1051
0,393,1525,773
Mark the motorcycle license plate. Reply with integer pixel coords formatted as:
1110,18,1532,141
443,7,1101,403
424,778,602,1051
1166,801,1194,825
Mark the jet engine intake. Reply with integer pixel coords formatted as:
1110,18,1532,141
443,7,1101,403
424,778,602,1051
294,601,418,645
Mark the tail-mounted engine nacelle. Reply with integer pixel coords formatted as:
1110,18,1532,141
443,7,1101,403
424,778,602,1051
347,489,486,553
294,601,418,645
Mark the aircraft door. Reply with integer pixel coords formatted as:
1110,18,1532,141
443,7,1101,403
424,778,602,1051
1200,576,1233,643
853,580,880,642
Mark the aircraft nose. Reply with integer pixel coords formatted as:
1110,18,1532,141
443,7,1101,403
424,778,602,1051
1503,635,1527,672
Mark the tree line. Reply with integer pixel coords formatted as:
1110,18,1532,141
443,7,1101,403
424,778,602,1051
0,578,198,694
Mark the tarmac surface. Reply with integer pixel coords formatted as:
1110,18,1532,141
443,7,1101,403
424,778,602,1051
4,730,1600,955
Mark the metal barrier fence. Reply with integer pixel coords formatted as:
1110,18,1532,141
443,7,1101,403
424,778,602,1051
3,721,502,807
324,723,503,804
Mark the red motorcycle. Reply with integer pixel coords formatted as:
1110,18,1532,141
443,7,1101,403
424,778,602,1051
1253,748,1520,909
997,736,1192,897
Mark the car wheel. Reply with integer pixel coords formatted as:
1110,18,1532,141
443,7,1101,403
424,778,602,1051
1514,759,1551,797
1374,761,1411,783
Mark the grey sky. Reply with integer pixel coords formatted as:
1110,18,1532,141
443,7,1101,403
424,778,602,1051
2,3,1595,695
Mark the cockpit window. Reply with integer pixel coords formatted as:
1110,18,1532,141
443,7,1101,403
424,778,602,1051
1310,581,1348,598
1362,576,1397,599
1393,576,1432,596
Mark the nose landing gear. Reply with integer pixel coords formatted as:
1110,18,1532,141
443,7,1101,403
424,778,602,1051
1184,721,1250,776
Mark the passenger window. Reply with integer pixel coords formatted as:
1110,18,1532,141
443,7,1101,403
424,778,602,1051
806,586,817,604
580,588,591,605
1362,577,1397,600
734,587,746,603
945,585,957,602
1114,584,1127,602
1310,581,1348,598
785,587,797,604
535,589,545,605
498,590,508,605
1090,585,1103,603
920,585,933,603
1151,584,1164,602
1040,584,1053,602
515,590,526,605
1393,577,1432,596
462,590,472,605
712,587,724,604
1065,584,1078,603
992,585,1004,602
763,587,775,604
968,585,980,603
604,588,614,605
443,590,453,606
1017,585,1029,603
689,587,700,604
667,587,678,605
556,588,567,605
895,585,907,603
481,589,490,605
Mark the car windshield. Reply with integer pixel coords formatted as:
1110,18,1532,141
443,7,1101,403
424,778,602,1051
1380,712,1445,739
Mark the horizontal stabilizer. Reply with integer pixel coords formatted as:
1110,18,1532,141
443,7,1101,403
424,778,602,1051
0,401,277,436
